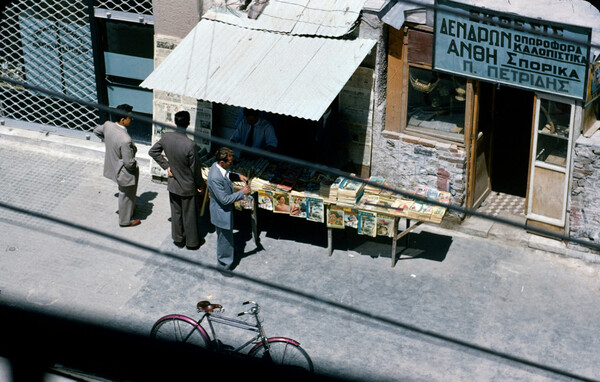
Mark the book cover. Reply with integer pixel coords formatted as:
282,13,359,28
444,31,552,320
431,206,446,223
339,178,363,192
276,177,296,192
273,192,291,214
358,210,377,237
326,205,345,229
377,214,395,237
240,194,254,210
305,182,320,193
289,193,307,218
343,208,359,229
234,200,243,211
425,188,439,201
415,184,428,198
420,203,434,220
406,201,423,219
257,189,273,211
306,197,324,223
437,191,451,205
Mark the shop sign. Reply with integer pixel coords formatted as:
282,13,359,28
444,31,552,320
433,0,591,100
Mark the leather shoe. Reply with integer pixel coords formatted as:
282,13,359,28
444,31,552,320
218,269,233,278
173,241,185,248
186,238,206,250
120,219,141,227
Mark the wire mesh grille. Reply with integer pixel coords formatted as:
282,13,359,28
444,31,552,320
0,0,99,131
95,0,153,15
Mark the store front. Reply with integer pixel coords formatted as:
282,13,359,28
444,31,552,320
140,5,377,181
381,0,596,236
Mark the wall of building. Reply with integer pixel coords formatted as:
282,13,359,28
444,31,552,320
569,133,600,254
153,0,203,39
362,13,466,221
150,0,214,182
373,133,467,221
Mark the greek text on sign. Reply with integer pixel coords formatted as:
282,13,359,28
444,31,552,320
433,0,591,100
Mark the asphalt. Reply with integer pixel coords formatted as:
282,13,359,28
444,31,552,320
1,119,600,381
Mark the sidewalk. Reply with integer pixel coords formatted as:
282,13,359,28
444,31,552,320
1,120,600,381
2,118,596,264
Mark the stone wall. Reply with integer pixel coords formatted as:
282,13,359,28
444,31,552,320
569,133,600,255
373,133,467,220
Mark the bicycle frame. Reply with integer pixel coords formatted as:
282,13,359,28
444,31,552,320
199,312,267,354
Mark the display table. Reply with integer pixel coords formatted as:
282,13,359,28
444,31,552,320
200,160,449,268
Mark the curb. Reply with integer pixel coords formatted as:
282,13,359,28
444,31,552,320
0,120,152,168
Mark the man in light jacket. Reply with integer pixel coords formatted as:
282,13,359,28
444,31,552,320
94,104,140,227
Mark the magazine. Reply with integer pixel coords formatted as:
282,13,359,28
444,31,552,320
357,210,377,237
289,192,307,218
273,192,291,214
431,205,446,223
415,184,428,198
420,203,434,221
343,208,359,229
234,200,243,211
276,178,296,192
406,201,423,219
425,188,439,201
326,205,345,229
306,197,324,223
257,189,273,211
239,194,254,210
377,214,395,237
437,191,451,205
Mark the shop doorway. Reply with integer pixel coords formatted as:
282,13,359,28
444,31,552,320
489,85,533,197
470,82,533,215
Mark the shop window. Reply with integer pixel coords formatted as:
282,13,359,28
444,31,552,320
405,66,466,141
534,98,572,167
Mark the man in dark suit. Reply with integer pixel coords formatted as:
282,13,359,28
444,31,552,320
149,111,206,249
207,147,251,276
94,104,140,227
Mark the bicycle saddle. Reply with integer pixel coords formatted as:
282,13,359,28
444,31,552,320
197,300,222,312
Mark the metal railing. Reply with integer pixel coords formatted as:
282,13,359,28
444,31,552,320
0,0,98,130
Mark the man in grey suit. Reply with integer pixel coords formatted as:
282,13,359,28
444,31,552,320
94,104,140,227
149,111,205,249
207,147,251,276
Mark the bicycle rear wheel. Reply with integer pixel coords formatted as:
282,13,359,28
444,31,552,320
248,338,313,372
150,315,210,349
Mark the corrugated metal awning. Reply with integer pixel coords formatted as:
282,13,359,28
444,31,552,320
140,20,376,121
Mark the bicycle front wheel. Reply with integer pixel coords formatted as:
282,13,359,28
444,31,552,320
248,338,314,373
150,315,210,349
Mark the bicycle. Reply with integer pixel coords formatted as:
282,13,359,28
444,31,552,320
150,300,314,372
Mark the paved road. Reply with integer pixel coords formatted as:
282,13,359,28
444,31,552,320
1,136,599,381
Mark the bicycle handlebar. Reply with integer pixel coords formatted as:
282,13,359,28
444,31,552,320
238,301,260,316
